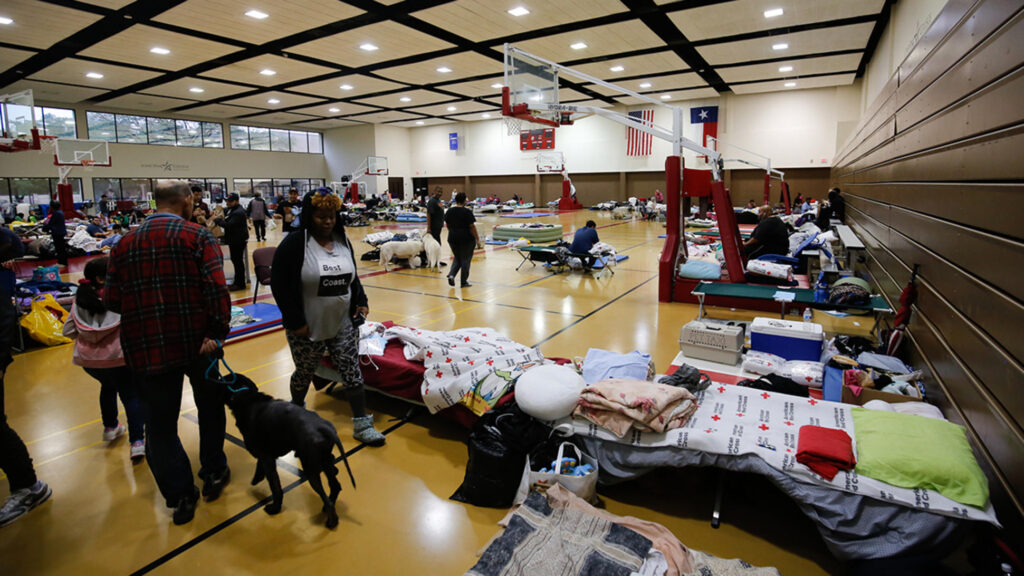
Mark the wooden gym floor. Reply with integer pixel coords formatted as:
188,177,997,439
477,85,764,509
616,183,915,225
0,210,874,575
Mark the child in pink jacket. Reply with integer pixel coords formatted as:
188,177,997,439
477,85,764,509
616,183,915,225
62,257,145,461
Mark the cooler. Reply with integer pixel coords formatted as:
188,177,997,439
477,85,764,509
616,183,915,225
749,317,823,361
679,321,745,365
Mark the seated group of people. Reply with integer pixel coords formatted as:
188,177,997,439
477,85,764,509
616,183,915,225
743,187,845,260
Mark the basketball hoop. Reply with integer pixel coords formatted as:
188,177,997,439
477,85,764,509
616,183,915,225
82,159,95,172
503,115,522,136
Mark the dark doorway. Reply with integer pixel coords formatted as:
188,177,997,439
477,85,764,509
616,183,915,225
387,177,404,200
413,177,428,201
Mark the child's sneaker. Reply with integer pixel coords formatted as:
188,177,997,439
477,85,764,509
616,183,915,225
130,440,145,462
102,424,126,442
0,481,52,528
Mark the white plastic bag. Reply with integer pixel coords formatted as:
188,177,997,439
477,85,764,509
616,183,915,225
777,360,825,388
515,441,598,505
742,350,785,375
747,259,793,281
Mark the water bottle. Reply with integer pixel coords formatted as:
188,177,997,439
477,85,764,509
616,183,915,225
803,308,812,323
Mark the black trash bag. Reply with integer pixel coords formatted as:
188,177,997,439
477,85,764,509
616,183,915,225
450,403,551,508
360,248,380,261
737,373,809,398
834,335,877,357
658,363,712,393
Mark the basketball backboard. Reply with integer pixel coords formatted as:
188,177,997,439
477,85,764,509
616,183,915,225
1,90,35,140
366,156,388,176
54,138,111,166
536,151,564,173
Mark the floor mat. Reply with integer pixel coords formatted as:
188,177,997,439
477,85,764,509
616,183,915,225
592,254,629,269
227,302,283,341
500,212,553,218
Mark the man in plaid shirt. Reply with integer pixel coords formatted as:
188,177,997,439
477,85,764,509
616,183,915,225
106,180,232,525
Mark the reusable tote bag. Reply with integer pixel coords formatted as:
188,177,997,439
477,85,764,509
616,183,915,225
515,440,599,505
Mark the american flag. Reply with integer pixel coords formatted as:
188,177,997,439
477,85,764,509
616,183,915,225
626,109,654,156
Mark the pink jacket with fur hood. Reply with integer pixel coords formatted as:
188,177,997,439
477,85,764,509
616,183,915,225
62,302,126,369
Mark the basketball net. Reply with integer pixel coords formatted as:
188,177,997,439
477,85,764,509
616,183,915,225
503,115,522,136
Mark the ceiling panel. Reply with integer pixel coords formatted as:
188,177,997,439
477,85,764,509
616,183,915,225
241,111,318,125
572,51,689,81
353,89,455,108
152,0,364,42
289,101,379,118
406,100,498,116
0,0,103,50
78,25,241,71
0,80,108,104
717,53,862,83
0,47,35,73
180,103,266,119
98,93,196,112
292,118,366,129
391,117,454,128
79,0,135,8
375,52,502,85
221,91,325,109
29,58,163,90
289,74,406,99
344,110,425,123
203,54,337,87
583,72,705,96
142,77,251,100
433,76,506,98
288,21,455,67
447,111,501,123
669,0,884,41
616,86,720,105
730,73,857,95
556,98,615,108
697,22,874,65
415,0,627,43
512,20,666,63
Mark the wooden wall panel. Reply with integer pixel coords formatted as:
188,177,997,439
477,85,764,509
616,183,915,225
626,171,664,200
833,0,1024,539
725,168,831,206
469,175,532,201
426,177,466,196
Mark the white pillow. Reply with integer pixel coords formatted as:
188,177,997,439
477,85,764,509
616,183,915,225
515,364,586,421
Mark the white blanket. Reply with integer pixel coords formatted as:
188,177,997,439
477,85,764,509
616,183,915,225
559,383,998,525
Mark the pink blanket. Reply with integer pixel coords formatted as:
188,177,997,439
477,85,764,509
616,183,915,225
573,378,698,438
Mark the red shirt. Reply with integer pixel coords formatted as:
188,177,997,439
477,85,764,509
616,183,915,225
105,213,231,375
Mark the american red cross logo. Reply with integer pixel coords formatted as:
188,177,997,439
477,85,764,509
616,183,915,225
785,421,793,426
808,399,818,405
786,449,792,453
482,333,487,337
426,351,433,358
759,424,770,431
711,415,721,421
486,360,494,366
416,331,422,335
445,357,452,363
761,392,770,399
467,360,474,365
717,386,726,393
705,429,714,434
464,337,470,342
737,413,744,417
435,371,443,378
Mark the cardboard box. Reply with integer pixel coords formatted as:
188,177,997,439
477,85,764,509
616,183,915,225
841,386,921,406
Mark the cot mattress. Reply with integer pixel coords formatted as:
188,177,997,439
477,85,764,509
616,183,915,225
492,223,563,242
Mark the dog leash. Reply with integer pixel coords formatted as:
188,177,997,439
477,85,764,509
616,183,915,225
204,339,240,389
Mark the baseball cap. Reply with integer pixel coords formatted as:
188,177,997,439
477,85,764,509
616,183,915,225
226,193,240,202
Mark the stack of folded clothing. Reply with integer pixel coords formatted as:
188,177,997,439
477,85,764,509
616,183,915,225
573,378,698,438
796,425,856,481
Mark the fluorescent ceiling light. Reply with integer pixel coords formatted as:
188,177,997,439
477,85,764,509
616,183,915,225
245,10,269,19
267,98,280,104
189,87,205,93
570,42,587,50
339,84,353,90
609,65,624,72
490,83,503,89
328,107,340,113
400,97,412,102
481,113,491,118
85,72,104,79
0,17,13,25
660,94,671,100
772,42,788,50
639,82,652,89
149,47,170,55
507,7,530,16
530,95,542,101
259,69,276,76
415,121,424,125
778,65,793,72
784,82,796,87
436,66,452,73
446,106,457,112
359,43,379,51
764,8,784,18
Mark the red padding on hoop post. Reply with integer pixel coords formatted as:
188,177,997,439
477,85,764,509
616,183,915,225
682,167,711,197
659,156,682,302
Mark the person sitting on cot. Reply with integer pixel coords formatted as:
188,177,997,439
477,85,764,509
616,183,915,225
744,206,790,259
569,220,600,268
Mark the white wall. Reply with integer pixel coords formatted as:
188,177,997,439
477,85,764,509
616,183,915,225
862,0,948,111
373,124,412,199
322,123,376,196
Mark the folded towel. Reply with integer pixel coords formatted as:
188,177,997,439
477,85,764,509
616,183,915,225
796,425,856,481
573,378,698,438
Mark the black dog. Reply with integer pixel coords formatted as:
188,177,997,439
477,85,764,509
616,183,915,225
224,375,356,528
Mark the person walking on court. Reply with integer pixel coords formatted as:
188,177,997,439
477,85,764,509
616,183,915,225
44,200,69,268
270,188,385,446
0,227,50,528
444,192,481,288
216,193,250,291
247,192,269,242
425,185,445,244
105,180,232,525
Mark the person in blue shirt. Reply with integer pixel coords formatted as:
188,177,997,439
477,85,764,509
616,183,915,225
570,220,599,254
43,201,68,267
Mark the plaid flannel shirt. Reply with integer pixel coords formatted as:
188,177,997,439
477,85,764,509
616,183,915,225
105,213,231,375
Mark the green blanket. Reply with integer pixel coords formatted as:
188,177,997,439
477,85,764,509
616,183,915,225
852,408,989,508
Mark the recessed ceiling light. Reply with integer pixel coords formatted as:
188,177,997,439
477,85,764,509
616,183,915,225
507,6,530,16
415,121,424,125
359,43,379,51
189,87,205,93
0,17,13,25
784,82,796,87
446,106,457,112
639,82,652,89
267,98,280,104
610,65,624,72
329,107,340,113
339,84,353,90
149,47,170,55
778,65,793,72
436,66,452,73
772,42,789,50
259,69,276,76
530,95,543,101
400,97,412,103
245,10,269,19
85,72,104,79
491,83,503,89
660,94,671,100
764,8,784,18
101,131,111,135
482,113,491,118
570,42,588,50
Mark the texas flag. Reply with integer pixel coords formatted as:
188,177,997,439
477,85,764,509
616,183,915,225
690,105,719,156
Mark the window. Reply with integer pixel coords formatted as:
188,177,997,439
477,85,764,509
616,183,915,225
249,127,270,151
290,131,308,153
176,120,202,147
121,178,153,201
230,125,249,149
311,178,325,189
93,178,121,201
270,129,290,152
308,132,323,154
228,124,322,154
34,107,77,139
202,122,223,148
147,117,176,145
116,114,147,144
11,178,51,205
86,112,116,142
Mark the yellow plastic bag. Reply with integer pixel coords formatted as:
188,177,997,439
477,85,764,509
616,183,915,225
20,294,72,346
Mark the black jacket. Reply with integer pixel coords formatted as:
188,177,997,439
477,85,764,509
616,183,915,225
270,192,367,331
217,204,249,245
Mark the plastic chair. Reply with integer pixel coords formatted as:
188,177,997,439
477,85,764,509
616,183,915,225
251,246,275,302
